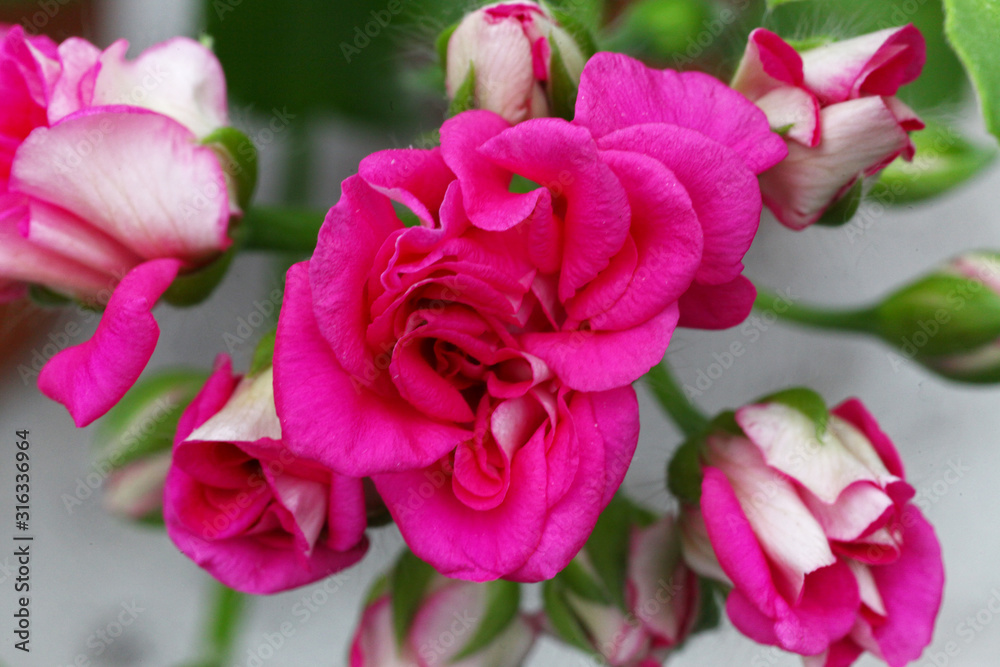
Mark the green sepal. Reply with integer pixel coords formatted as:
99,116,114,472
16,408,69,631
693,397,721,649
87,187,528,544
667,437,704,505
547,7,598,58
542,579,594,653
815,179,864,227
249,330,276,376
28,284,73,308
689,578,725,636
202,127,258,212
757,387,829,438
557,559,612,605
582,495,634,610
162,238,239,307
435,21,459,68
548,38,578,121
877,120,997,203
945,0,1000,142
448,65,477,118
390,550,437,647
451,580,521,661
785,35,835,52
94,369,209,470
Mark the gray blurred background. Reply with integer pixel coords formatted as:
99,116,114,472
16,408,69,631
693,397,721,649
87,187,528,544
1,0,999,665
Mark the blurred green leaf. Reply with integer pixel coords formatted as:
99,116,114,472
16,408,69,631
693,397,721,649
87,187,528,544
766,0,807,7
452,581,521,661
542,580,594,653
667,437,703,504
390,550,436,647
878,119,997,202
945,0,1000,141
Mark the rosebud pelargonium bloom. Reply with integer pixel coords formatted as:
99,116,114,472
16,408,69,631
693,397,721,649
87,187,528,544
164,356,368,594
732,25,926,229
351,575,535,666
445,1,587,123
681,396,943,666
555,515,700,666
0,25,245,426
274,52,784,581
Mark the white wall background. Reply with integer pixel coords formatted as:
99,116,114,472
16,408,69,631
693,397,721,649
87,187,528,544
1,1,999,665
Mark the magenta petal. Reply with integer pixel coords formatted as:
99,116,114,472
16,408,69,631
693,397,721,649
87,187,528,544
677,276,756,330
521,305,679,391
481,118,631,302
359,147,455,225
598,124,763,287
37,258,180,427
174,354,240,445
440,110,545,231
309,175,403,386
731,29,805,98
274,262,469,477
575,52,787,175
870,506,944,666
508,386,639,581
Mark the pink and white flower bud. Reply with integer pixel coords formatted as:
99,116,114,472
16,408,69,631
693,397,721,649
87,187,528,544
350,577,536,667
563,516,700,666
164,356,369,594
103,450,172,522
683,397,943,667
446,2,586,124
0,25,250,426
732,26,926,229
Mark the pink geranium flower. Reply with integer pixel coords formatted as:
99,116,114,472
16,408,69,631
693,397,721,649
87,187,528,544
273,53,784,581
0,26,240,426
732,25,926,229
682,398,943,666
164,356,368,594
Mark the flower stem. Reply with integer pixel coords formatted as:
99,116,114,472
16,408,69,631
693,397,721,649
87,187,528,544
753,284,879,334
241,206,325,254
644,362,708,438
185,581,247,667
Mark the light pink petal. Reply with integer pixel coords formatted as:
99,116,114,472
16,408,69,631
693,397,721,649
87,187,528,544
350,597,415,666
575,52,787,175
801,25,926,104
761,97,913,230
832,399,905,479
480,118,632,302
731,28,805,99
0,198,111,301
91,38,229,137
309,175,404,388
598,123,762,286
37,258,181,427
755,86,821,147
870,506,943,666
48,36,101,122
507,386,639,582
572,149,701,329
359,147,455,225
174,354,240,445
676,276,756,330
440,110,545,232
521,305,678,391
12,108,231,260
274,262,469,477
627,516,695,645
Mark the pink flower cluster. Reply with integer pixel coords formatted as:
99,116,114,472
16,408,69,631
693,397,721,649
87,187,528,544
0,25,240,426
270,51,785,582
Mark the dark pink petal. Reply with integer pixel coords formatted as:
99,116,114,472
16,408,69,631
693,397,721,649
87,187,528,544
570,149,701,329
575,52,787,175
440,110,546,231
677,276,756,330
870,506,943,666
801,25,926,104
174,354,239,444
803,639,864,667
274,262,469,477
38,258,181,427
481,118,631,302
521,305,678,391
598,124,763,286
509,387,639,582
309,175,403,390
359,148,455,225
731,28,805,99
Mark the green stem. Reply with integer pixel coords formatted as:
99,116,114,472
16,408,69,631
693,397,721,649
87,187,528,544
644,362,708,438
200,581,247,666
241,206,325,253
754,285,879,334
